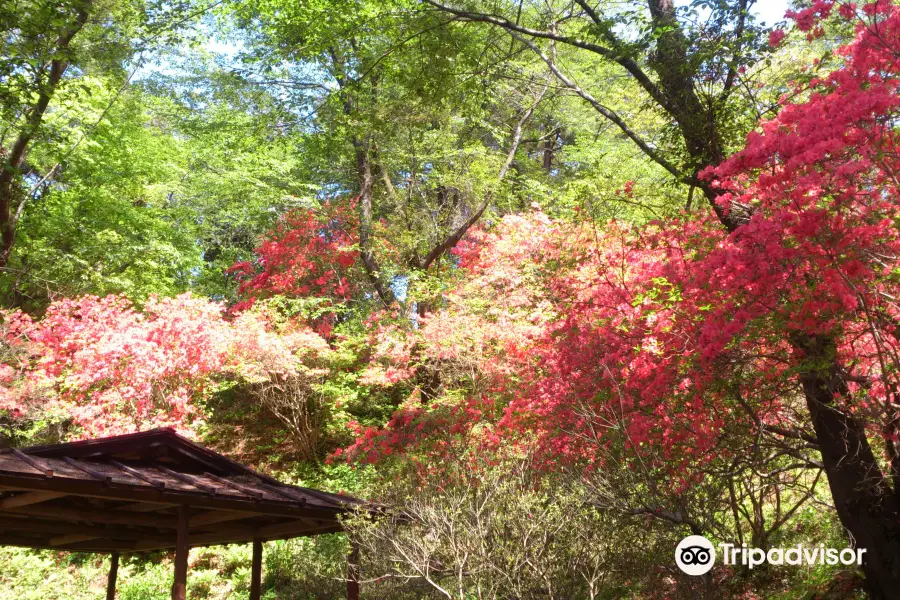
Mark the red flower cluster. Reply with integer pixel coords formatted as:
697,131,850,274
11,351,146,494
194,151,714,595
229,203,359,333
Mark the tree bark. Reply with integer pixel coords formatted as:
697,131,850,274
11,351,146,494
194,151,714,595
644,0,748,231
647,0,723,168
792,334,900,599
354,139,397,305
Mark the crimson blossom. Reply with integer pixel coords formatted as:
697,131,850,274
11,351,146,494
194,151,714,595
228,202,359,334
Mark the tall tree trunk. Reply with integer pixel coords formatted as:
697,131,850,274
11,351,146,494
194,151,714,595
648,3,900,593
792,334,900,598
354,139,396,305
645,0,747,230
649,1,900,593
330,45,396,305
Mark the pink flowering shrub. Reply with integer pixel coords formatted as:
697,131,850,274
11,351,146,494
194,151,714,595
0,294,331,438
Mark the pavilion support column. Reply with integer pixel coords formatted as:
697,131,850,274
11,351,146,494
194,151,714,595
347,540,360,600
172,505,189,600
106,552,119,600
250,538,263,600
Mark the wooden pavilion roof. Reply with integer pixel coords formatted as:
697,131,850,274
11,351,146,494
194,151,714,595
0,428,366,553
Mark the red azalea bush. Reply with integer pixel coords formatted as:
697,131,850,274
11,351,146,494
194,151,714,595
228,203,359,336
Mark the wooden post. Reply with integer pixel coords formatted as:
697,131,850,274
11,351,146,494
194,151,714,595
250,538,263,600
172,505,188,600
347,540,360,600
106,552,119,600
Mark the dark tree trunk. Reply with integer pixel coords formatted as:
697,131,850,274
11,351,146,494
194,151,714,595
354,139,397,305
542,127,558,172
793,334,900,599
645,0,747,231
330,46,396,306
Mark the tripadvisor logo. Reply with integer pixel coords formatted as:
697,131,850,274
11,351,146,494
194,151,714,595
675,535,715,576
675,535,867,576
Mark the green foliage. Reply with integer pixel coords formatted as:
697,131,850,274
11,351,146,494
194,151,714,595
5,88,201,308
0,548,101,600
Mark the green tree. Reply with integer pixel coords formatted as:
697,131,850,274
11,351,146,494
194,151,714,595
3,87,202,307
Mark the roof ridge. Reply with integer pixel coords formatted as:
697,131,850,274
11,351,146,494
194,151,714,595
19,428,179,454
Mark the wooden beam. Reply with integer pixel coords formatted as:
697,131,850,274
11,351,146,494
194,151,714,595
117,501,176,513
134,521,344,552
0,474,344,520
0,516,85,536
257,481,306,503
250,539,262,600
11,449,53,477
49,533,98,546
124,515,306,552
166,445,231,476
188,525,256,546
203,472,262,498
68,541,137,552
0,491,65,509
63,457,112,483
4,503,177,528
109,460,166,489
172,506,188,600
0,516,173,545
190,509,258,528
157,466,217,494
0,534,137,552
0,516,118,537
52,528,170,544
133,524,254,551
107,552,119,600
257,518,328,538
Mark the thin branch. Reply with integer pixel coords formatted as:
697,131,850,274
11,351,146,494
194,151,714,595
418,74,548,269
425,0,674,114
498,26,686,182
